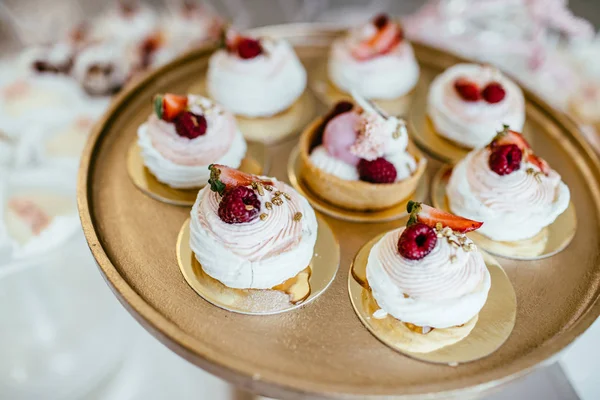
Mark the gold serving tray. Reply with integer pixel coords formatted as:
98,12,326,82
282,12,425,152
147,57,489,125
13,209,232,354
78,24,600,399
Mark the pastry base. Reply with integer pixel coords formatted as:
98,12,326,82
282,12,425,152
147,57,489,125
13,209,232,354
432,165,577,260
176,215,340,315
298,117,427,211
127,141,266,206
349,233,517,364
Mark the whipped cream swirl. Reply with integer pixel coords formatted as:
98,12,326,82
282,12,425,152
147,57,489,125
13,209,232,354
189,180,318,289
428,63,525,148
447,148,570,241
366,227,491,328
207,39,307,117
138,95,246,188
328,27,419,99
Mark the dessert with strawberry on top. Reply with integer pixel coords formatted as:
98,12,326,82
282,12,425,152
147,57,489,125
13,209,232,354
447,126,570,242
428,63,525,149
189,165,318,293
207,29,307,118
300,92,426,211
137,93,246,188
328,14,419,101
365,201,490,352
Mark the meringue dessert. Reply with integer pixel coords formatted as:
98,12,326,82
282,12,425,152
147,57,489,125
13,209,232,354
207,30,307,118
447,126,570,243
137,93,246,189
328,14,419,101
189,165,317,299
428,63,525,149
365,201,490,353
300,94,426,211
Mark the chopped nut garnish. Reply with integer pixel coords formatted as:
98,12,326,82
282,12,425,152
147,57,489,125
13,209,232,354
293,212,303,221
450,255,458,263
264,185,273,191
272,197,284,206
435,222,443,231
260,213,268,221
265,202,273,210
527,167,543,183
403,293,409,299
283,192,292,200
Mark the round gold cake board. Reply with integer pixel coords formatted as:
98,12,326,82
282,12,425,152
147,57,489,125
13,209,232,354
188,79,317,145
431,165,577,260
310,62,414,117
408,79,536,164
349,233,517,365
287,146,429,223
127,141,267,206
79,25,600,399
176,215,340,315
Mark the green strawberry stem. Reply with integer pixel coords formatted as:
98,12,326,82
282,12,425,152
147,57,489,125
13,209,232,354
406,200,421,227
208,164,226,195
153,94,163,119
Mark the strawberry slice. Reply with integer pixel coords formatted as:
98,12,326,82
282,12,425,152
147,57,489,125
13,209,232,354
489,125,531,151
407,201,483,233
527,153,550,175
351,20,403,60
208,164,273,195
154,93,188,122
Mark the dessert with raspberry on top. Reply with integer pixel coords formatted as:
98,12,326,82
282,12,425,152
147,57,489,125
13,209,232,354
299,92,426,211
365,201,490,353
428,63,525,149
137,93,247,188
328,13,419,101
189,164,318,297
447,126,570,242
207,29,307,118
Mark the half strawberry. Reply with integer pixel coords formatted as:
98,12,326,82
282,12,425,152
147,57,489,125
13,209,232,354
407,201,483,233
351,17,403,61
489,125,550,175
208,164,273,195
153,93,188,122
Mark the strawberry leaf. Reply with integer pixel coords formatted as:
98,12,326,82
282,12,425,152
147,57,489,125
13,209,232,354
208,164,226,195
153,94,163,119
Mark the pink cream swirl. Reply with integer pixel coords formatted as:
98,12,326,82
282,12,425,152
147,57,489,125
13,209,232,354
189,180,318,289
145,95,236,166
447,148,570,241
366,228,490,328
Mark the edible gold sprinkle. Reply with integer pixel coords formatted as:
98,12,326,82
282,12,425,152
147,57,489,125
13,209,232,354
260,213,268,221
435,222,443,231
272,197,283,206
265,202,273,210
264,185,273,191
245,205,254,211
403,293,409,299
450,255,457,263
283,192,292,200
293,212,303,222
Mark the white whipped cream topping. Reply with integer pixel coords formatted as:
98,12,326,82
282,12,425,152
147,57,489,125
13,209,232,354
428,63,525,148
328,36,419,99
207,39,307,117
366,227,491,328
189,180,318,289
309,145,360,180
447,148,570,241
91,4,158,44
138,95,246,188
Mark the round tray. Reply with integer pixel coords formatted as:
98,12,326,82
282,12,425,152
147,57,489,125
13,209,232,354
78,24,600,399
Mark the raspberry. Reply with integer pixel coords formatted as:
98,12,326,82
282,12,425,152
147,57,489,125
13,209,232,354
175,112,207,139
398,223,437,260
373,14,389,29
482,82,506,103
454,77,481,102
488,144,522,175
357,158,397,184
218,186,261,224
237,38,263,59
